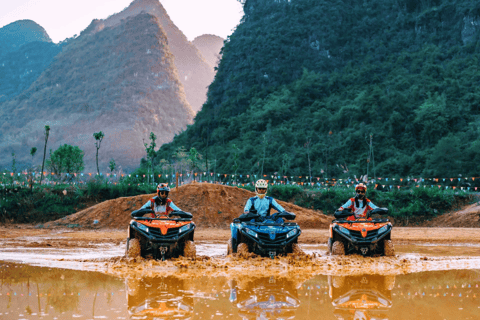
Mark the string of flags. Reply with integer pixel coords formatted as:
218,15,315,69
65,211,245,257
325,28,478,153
1,171,479,191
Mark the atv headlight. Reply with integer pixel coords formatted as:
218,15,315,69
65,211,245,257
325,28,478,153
179,224,191,233
245,228,258,238
377,225,389,234
338,226,350,235
286,229,297,238
137,223,149,233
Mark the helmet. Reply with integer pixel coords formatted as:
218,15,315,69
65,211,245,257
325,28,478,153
157,183,170,194
255,179,268,199
255,179,268,189
355,183,367,192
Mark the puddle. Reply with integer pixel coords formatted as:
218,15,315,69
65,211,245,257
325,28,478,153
1,263,480,319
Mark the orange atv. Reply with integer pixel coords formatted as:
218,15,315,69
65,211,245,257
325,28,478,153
328,274,394,320
126,208,196,260
328,207,394,256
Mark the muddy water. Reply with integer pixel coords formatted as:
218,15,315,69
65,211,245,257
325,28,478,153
2,262,480,320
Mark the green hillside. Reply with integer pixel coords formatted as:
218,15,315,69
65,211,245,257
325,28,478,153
154,0,480,179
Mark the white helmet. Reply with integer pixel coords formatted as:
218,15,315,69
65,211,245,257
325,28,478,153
255,179,268,199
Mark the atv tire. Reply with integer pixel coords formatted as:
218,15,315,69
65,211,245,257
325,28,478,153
383,239,395,256
327,238,333,253
383,275,396,291
332,241,345,255
227,238,233,255
332,276,345,289
183,240,196,259
126,238,141,258
126,278,142,297
237,242,250,256
292,243,305,255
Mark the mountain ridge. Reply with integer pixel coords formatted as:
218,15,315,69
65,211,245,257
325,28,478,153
0,12,194,172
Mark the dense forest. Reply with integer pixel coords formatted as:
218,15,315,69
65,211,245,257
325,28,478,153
153,0,480,179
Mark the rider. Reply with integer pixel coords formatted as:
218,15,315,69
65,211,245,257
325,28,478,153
337,183,378,221
243,179,286,219
140,183,182,217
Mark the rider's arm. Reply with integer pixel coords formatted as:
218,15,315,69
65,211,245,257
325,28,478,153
339,199,353,210
140,200,152,210
271,198,285,213
244,199,253,213
169,201,181,211
367,201,378,210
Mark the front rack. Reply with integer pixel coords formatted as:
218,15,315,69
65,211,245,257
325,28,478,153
134,217,193,222
333,218,390,224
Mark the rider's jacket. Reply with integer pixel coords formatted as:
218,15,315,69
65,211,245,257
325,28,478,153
244,196,285,217
339,197,378,221
140,196,181,217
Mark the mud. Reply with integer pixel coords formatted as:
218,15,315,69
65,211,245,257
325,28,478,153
2,226,480,280
39,183,331,230
2,183,480,280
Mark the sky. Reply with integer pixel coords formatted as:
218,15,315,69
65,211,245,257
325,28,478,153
0,0,244,43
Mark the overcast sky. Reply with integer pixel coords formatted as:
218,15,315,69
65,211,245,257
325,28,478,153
0,0,244,43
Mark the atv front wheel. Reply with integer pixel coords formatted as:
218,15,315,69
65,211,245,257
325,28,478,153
183,240,196,259
227,239,233,255
327,238,333,253
237,242,249,256
332,241,345,255
291,243,305,255
126,278,142,297
383,275,396,290
331,276,345,289
126,238,141,258
383,239,395,256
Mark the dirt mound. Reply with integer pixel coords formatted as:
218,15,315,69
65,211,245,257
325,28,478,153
420,202,480,227
44,183,331,229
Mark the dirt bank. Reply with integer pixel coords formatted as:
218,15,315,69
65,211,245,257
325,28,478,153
41,183,331,230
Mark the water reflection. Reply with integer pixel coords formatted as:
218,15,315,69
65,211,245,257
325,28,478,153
328,274,394,320
228,275,302,319
126,275,194,319
2,262,480,319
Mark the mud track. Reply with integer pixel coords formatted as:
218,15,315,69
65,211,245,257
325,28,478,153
2,226,480,279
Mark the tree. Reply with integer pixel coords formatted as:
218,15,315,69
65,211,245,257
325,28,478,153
188,147,201,181
144,132,157,184
93,131,104,176
30,147,37,164
173,146,188,184
108,159,116,173
305,138,312,184
29,147,37,192
40,125,50,186
46,144,85,179
232,144,240,183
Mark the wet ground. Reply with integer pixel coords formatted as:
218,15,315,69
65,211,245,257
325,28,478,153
1,263,480,320
2,227,480,319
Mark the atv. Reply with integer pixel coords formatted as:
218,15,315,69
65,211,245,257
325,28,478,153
126,208,196,260
328,207,394,256
228,211,303,259
228,276,300,319
126,275,193,318
328,274,394,320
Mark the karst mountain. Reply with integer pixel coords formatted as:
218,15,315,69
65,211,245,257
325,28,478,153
0,0,224,172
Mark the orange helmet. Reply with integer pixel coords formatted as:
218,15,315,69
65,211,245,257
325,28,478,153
157,183,170,193
355,183,367,192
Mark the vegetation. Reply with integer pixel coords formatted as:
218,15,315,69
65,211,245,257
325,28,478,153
40,125,50,186
0,180,157,223
46,144,85,179
0,182,474,225
93,131,104,176
153,0,480,180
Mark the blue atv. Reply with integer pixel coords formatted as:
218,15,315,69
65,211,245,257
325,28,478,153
228,211,303,259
